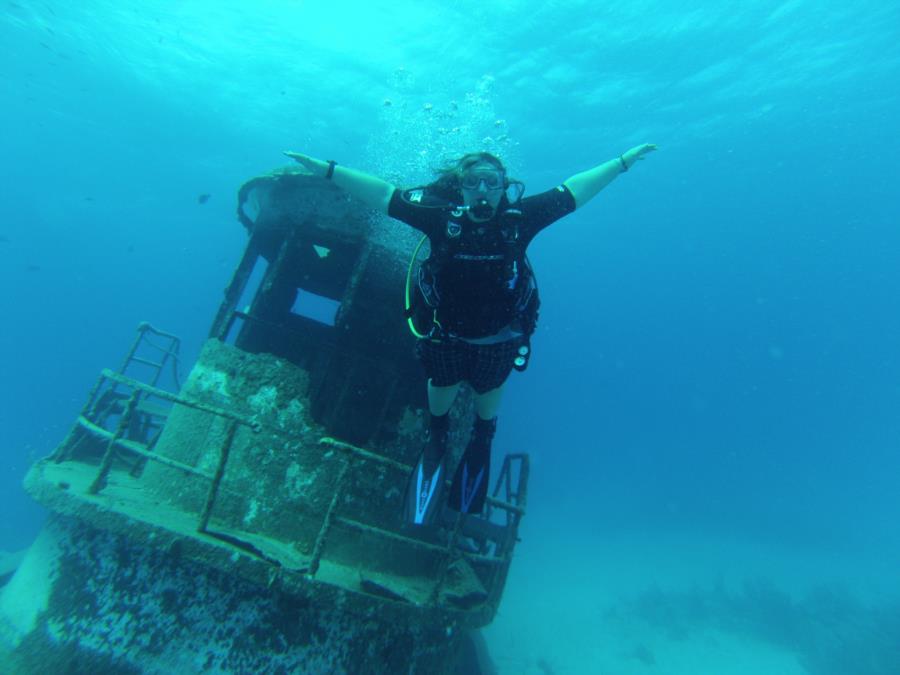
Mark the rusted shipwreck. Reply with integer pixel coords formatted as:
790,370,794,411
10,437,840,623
0,168,529,674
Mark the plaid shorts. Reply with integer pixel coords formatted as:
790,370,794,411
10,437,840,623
416,338,519,393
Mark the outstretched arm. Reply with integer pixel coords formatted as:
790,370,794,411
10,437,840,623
563,143,657,210
283,151,396,214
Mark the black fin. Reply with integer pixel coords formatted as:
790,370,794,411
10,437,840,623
448,439,491,514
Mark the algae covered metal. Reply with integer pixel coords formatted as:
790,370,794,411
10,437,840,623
1,168,530,674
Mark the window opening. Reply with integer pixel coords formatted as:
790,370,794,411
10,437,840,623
225,257,268,344
291,289,340,326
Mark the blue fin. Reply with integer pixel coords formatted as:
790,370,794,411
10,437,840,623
403,449,447,526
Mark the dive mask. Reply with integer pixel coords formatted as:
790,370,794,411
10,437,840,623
460,170,504,191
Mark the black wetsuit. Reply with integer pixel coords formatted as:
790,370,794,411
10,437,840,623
388,185,576,392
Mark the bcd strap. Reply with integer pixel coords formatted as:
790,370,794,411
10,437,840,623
403,194,539,340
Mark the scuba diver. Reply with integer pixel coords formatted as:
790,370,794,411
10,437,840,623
284,144,657,525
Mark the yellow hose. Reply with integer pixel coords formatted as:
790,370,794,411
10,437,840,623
405,235,429,338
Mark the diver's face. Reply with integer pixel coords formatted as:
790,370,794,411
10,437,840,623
460,162,505,220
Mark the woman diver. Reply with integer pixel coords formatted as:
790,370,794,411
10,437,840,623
285,143,657,525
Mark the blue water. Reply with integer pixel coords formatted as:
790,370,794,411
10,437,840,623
2,1,899,672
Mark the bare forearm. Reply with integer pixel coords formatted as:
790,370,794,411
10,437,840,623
284,152,395,213
563,157,625,209
563,143,658,210
334,164,395,213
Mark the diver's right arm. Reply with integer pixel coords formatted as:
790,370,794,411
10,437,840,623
283,151,394,214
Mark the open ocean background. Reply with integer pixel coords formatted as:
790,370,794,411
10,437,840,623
2,2,899,673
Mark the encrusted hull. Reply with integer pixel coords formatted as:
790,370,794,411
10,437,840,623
0,515,473,674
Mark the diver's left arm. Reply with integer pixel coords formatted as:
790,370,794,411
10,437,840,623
563,143,657,210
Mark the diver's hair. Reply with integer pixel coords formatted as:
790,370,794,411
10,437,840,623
428,151,511,200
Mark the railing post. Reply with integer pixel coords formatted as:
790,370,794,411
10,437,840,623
52,373,108,463
308,461,350,576
197,420,239,533
428,513,465,607
88,390,140,494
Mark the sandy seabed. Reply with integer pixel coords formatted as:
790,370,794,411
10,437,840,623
484,525,900,675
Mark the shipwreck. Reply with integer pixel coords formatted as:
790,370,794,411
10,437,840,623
0,167,529,674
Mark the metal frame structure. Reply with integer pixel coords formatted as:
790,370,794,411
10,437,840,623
42,324,529,620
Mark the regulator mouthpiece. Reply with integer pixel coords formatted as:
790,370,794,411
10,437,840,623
469,199,494,219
